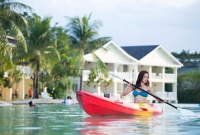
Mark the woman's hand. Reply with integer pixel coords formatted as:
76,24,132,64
127,82,134,89
162,99,167,103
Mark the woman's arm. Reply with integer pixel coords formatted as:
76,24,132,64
121,83,135,98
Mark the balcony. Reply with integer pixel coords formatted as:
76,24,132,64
151,73,176,80
83,70,177,81
16,66,32,79
165,73,176,80
154,92,177,99
83,70,132,81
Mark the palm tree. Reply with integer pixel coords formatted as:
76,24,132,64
0,1,32,90
66,13,111,90
12,14,60,98
0,0,32,53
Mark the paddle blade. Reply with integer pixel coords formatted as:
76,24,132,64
178,108,200,117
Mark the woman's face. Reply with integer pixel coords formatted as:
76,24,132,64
142,73,149,83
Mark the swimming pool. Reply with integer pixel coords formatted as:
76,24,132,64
0,104,199,135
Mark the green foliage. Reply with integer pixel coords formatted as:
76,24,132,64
66,13,111,89
87,67,112,90
171,50,200,67
0,1,32,53
165,83,172,92
11,68,22,87
178,88,200,103
43,47,80,99
177,70,200,91
45,71,71,99
12,13,62,98
47,84,66,99
3,77,12,88
165,67,173,73
177,69,200,103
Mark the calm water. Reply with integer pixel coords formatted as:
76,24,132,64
0,104,200,135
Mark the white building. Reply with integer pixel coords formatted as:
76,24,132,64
72,40,183,103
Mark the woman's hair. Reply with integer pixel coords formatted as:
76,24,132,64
136,70,149,87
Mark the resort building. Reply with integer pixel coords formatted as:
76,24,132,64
1,36,33,101
2,38,182,103
72,40,183,103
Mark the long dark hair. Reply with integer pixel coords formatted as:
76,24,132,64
136,70,149,87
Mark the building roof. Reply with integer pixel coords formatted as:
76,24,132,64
121,45,159,60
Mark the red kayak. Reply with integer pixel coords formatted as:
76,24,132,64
76,90,163,117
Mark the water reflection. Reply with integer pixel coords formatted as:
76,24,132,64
79,116,164,135
0,104,200,135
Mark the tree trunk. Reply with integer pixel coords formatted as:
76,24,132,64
79,70,83,91
32,74,35,97
33,59,40,98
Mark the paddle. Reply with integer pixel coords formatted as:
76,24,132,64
104,69,200,117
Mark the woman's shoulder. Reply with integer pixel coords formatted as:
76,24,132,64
147,85,153,91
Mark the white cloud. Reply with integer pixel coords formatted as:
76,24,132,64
150,0,198,7
18,0,200,52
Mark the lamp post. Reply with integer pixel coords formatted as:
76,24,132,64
41,71,44,91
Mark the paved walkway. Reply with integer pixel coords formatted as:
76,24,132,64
0,93,78,105
1,97,78,105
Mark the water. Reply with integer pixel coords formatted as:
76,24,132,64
0,104,199,135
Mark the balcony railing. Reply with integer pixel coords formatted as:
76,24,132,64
151,73,176,80
83,70,132,81
165,73,176,80
83,70,177,81
155,92,176,98
152,73,163,79
116,72,131,80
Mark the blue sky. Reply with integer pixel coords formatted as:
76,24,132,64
19,0,200,53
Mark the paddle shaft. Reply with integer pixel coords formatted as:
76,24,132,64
123,79,178,109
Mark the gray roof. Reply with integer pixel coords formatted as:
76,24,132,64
121,45,159,60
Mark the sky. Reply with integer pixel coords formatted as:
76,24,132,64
18,0,200,53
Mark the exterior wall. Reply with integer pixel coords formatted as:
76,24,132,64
2,65,33,101
83,83,98,94
100,83,114,94
138,65,149,72
152,82,162,92
2,41,181,103
81,44,182,103
84,62,96,70
1,88,12,101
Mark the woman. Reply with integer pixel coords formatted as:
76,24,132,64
121,70,165,103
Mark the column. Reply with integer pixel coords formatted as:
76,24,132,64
97,86,101,95
162,82,165,99
162,67,165,101
5,88,12,101
113,64,119,98
114,63,119,74
133,66,138,83
149,66,152,86
162,67,165,79
77,79,80,91
18,74,25,100
114,82,117,99
174,67,177,80
173,83,177,103
129,65,135,82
